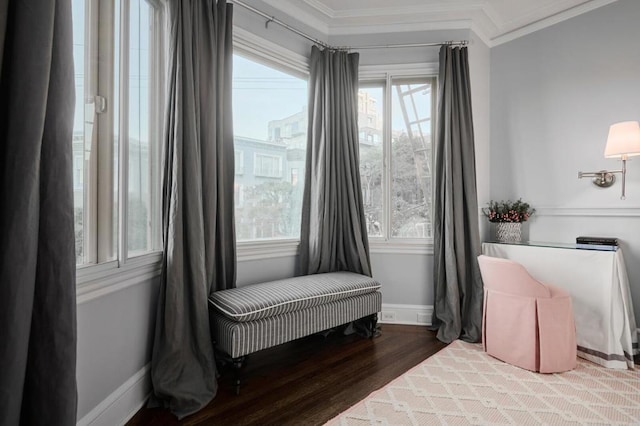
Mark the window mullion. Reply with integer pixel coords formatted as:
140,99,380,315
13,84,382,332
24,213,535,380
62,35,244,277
383,74,393,242
430,76,437,237
84,0,100,264
96,0,117,263
118,0,131,266
149,6,164,252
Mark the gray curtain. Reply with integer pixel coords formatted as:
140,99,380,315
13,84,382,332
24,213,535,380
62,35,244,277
431,46,483,344
0,0,78,424
150,0,235,419
300,46,371,277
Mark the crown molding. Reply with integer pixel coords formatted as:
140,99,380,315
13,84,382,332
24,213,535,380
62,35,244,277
323,5,496,38
250,0,618,48
302,0,334,18
498,0,587,31
327,19,474,37
491,0,618,46
319,2,487,20
468,12,496,46
469,24,492,47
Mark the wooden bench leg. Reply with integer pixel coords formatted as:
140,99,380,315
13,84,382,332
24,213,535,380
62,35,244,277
213,345,247,395
367,313,381,338
354,313,381,338
232,356,246,395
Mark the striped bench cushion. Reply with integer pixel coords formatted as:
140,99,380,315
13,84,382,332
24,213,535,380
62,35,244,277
211,291,382,357
208,271,381,322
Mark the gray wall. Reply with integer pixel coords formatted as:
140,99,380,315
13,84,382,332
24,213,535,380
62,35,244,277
237,256,298,285
77,276,159,420
468,30,492,241
370,253,433,305
490,0,640,319
237,252,434,306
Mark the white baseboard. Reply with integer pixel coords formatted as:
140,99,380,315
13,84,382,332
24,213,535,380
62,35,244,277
379,303,433,326
77,364,151,426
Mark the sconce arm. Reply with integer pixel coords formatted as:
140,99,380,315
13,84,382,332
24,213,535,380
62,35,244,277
577,159,628,199
577,170,616,187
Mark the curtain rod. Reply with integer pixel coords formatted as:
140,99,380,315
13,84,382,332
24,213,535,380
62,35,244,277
231,0,468,51
352,41,468,49
231,0,332,49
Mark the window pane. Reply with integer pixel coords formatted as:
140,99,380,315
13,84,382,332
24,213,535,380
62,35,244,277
233,54,307,241
391,81,433,239
127,0,154,255
358,87,384,237
72,0,86,264
113,0,121,257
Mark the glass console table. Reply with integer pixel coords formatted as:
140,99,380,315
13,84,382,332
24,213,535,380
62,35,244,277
486,240,617,250
483,241,638,369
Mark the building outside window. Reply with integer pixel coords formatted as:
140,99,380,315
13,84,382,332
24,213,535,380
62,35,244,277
232,53,307,241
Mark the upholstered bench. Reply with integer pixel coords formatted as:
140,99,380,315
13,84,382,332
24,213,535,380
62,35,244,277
208,271,382,392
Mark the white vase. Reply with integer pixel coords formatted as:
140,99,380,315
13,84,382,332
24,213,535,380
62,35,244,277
495,222,522,243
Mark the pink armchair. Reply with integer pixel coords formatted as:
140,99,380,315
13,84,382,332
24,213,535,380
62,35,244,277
477,255,577,373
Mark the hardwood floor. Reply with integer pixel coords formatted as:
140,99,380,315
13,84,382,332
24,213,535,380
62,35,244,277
127,324,447,426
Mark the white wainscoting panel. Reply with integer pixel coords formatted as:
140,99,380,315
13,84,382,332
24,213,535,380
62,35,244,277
77,364,151,426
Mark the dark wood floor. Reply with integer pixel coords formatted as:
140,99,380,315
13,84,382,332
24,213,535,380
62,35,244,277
128,324,447,426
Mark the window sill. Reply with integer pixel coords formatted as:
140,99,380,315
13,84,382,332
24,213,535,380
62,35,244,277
76,251,163,304
369,240,433,255
235,238,434,259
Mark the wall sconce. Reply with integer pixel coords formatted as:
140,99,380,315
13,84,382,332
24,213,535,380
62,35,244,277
578,121,640,199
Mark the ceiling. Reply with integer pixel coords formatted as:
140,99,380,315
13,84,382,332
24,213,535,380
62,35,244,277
260,0,617,46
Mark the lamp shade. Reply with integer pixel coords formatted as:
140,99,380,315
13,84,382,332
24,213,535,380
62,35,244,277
604,121,640,158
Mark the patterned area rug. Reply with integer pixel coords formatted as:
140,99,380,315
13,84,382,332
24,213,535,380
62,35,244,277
326,340,640,425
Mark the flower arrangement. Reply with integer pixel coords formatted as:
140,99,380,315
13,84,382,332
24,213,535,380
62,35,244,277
483,199,535,223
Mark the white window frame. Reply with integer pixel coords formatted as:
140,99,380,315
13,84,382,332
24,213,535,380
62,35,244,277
75,0,164,295
359,64,438,255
